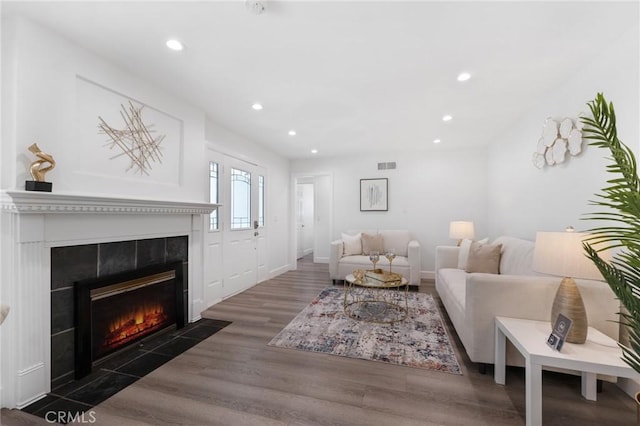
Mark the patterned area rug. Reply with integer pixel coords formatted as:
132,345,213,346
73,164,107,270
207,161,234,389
268,287,462,374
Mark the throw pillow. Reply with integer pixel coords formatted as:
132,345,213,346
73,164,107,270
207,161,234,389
361,232,384,255
457,237,489,269
465,242,502,274
342,233,362,256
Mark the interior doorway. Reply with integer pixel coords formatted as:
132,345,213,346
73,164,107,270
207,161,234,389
296,182,314,259
291,173,333,267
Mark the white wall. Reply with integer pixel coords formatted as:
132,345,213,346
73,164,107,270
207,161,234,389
487,23,640,240
205,121,291,277
291,148,488,273
1,17,206,201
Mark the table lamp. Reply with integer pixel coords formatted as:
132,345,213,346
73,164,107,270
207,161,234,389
449,221,475,246
532,227,607,344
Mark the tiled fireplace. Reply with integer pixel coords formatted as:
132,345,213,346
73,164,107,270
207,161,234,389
51,237,188,388
0,191,215,409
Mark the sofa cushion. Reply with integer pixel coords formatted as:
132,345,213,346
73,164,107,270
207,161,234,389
362,232,383,255
340,255,373,266
457,238,489,269
379,230,411,257
342,232,362,256
465,242,502,274
493,236,536,275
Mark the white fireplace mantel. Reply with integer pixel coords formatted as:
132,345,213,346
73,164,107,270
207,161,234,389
0,190,218,215
0,190,217,409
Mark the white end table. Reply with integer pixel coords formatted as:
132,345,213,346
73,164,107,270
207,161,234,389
494,316,637,426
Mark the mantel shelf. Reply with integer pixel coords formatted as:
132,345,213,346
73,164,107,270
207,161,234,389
0,190,219,215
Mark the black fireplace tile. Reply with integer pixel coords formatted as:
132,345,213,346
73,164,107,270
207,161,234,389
166,236,188,262
180,322,229,340
51,330,75,382
32,398,94,423
116,352,173,377
136,328,181,351
151,336,200,357
136,238,167,268
98,241,135,276
51,288,74,334
51,245,98,290
193,318,232,329
52,369,109,398
21,394,60,414
64,372,138,406
51,371,75,391
94,348,147,371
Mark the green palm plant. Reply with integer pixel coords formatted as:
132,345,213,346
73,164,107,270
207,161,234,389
582,92,640,373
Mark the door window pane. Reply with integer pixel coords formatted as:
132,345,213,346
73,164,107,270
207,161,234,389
231,167,251,229
258,175,265,227
209,162,219,231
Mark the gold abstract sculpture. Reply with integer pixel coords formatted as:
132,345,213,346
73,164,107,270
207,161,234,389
25,143,55,192
98,101,165,175
28,143,56,181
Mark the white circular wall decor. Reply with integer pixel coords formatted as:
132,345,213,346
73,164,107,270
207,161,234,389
533,116,584,168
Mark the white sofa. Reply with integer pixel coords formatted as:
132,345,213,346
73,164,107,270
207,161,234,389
435,236,620,369
330,230,421,285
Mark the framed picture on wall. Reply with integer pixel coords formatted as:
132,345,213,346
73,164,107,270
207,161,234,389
360,178,388,211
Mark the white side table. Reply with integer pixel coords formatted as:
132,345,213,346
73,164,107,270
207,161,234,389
494,316,637,426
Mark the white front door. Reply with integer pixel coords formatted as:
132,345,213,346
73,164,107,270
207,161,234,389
203,152,223,308
222,156,267,298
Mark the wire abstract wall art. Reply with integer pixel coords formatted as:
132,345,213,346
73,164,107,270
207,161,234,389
98,101,165,175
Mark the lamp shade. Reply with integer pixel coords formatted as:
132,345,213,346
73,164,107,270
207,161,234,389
449,221,475,240
532,231,606,280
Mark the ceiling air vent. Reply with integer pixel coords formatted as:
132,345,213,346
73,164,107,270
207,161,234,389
377,162,397,170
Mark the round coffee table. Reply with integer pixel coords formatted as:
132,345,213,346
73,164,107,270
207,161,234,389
343,273,409,324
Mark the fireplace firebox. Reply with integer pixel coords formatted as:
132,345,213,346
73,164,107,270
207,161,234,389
74,262,185,379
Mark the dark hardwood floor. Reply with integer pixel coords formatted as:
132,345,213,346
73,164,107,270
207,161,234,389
2,255,636,425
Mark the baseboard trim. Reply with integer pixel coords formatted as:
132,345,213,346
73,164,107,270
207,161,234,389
420,270,435,280
313,256,329,264
269,264,291,278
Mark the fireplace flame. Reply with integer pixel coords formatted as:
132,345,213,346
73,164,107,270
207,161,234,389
102,303,169,350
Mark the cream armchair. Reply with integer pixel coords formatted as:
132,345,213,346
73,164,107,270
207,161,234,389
329,230,421,286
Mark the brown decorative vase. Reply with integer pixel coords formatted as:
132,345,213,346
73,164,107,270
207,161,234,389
551,277,587,344
636,392,640,426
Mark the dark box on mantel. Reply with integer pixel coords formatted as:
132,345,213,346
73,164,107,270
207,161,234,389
25,180,52,192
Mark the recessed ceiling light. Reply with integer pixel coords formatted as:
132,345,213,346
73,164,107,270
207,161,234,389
311,149,318,154
442,115,453,122
457,72,471,82
252,103,263,110
288,130,296,136
166,39,184,51
433,139,441,144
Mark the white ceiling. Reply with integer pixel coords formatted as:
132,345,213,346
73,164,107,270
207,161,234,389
2,1,638,159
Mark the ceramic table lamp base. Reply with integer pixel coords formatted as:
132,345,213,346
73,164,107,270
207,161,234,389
551,277,587,343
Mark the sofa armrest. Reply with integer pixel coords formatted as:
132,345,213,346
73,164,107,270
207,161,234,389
464,273,619,363
407,240,421,285
329,239,344,279
435,246,459,271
